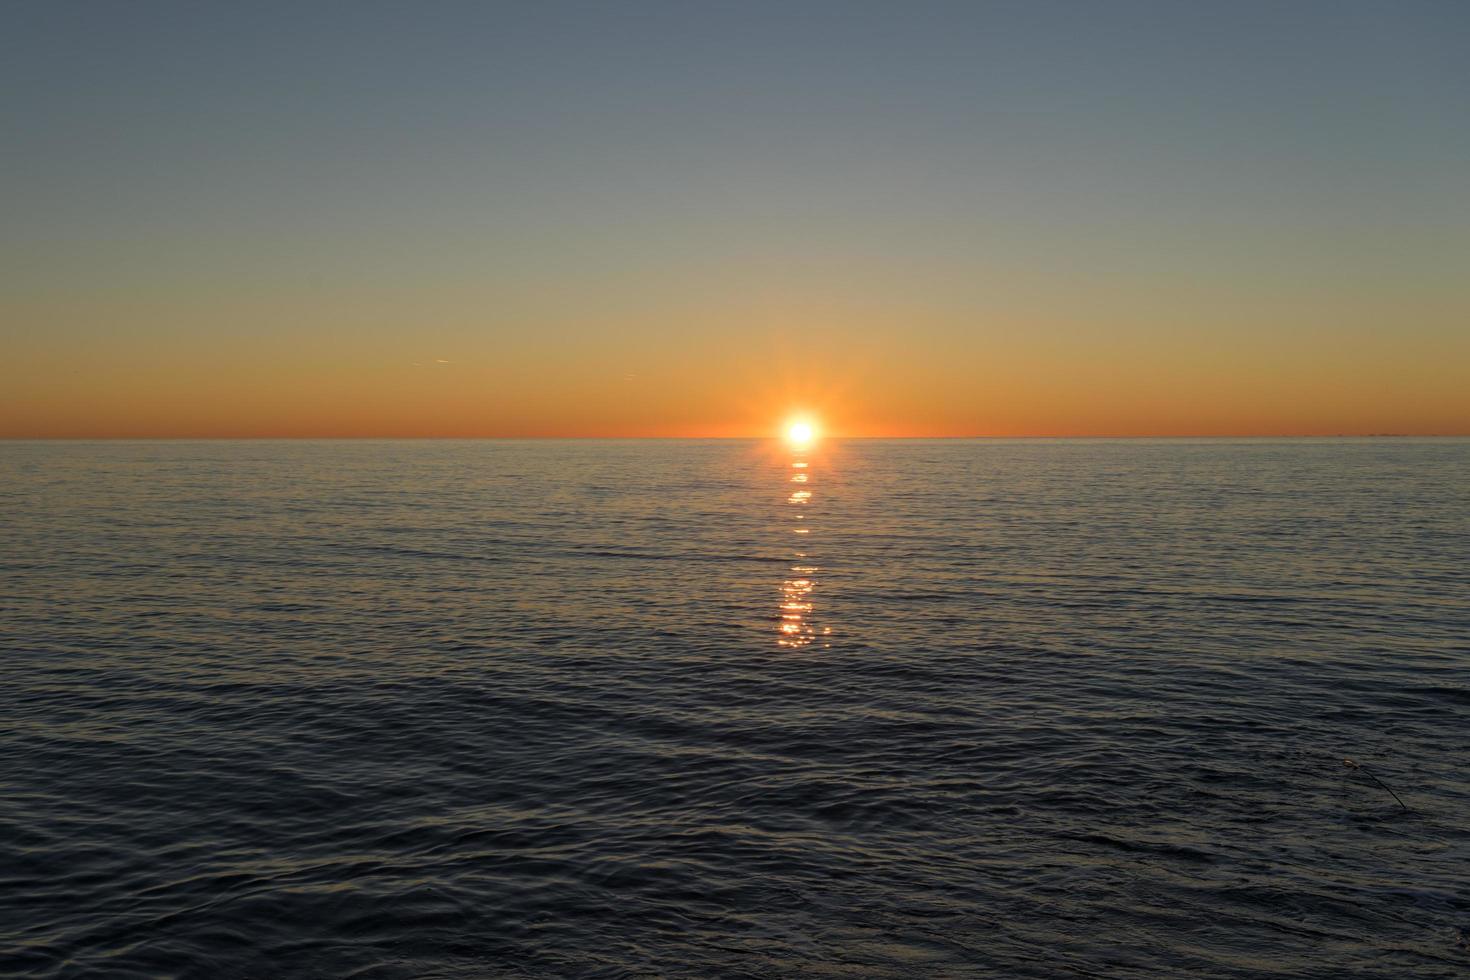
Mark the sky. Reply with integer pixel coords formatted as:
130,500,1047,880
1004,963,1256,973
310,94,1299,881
3,0,1468,437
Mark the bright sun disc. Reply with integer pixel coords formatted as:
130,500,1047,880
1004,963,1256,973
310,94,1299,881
785,420,816,446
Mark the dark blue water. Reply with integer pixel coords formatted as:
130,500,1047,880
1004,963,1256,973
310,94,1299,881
3,439,1468,977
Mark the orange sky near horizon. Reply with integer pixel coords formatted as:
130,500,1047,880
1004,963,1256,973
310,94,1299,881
6,288,1467,438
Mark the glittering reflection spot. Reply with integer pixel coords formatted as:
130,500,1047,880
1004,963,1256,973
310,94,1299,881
775,445,828,648
777,568,819,647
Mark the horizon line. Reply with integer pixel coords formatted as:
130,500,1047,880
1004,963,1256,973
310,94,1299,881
4,433,1467,442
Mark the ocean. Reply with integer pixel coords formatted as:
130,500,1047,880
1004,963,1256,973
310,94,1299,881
2,438,1468,977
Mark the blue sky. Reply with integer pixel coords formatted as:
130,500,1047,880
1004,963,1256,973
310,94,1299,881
4,1,1468,435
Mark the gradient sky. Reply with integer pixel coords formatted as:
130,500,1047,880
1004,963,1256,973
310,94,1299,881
4,0,1468,437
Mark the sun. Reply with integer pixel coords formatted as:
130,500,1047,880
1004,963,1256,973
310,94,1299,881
785,418,817,447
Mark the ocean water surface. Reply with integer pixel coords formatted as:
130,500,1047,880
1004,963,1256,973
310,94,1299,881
2,438,1468,977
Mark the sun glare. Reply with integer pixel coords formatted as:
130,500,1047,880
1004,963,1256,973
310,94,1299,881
785,419,817,447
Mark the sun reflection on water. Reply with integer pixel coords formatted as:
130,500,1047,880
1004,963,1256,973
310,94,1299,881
776,436,831,649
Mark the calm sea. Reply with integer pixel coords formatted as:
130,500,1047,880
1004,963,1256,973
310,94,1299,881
3,439,1468,978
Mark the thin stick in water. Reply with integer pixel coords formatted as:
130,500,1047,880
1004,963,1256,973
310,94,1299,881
1343,758,1411,813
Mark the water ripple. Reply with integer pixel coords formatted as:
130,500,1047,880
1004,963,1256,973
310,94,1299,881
2,438,1468,977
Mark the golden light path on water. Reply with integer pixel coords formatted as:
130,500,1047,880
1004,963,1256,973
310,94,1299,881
777,420,831,649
